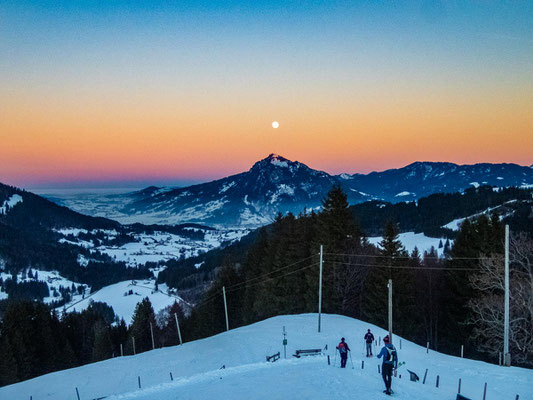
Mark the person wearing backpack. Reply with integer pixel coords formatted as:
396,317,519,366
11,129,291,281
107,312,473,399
364,329,375,357
336,337,350,368
377,335,398,395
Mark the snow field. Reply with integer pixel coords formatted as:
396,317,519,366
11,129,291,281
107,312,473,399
55,227,250,267
368,232,450,257
64,280,182,324
1,314,531,400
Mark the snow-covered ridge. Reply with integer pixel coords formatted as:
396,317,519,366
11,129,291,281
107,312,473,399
1,314,530,400
0,194,23,214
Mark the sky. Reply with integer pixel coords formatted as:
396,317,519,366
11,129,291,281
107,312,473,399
1,1,532,189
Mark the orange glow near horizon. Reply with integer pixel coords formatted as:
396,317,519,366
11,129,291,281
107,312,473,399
2,80,532,188
1,2,532,188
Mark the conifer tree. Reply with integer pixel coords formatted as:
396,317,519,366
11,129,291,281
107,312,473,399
442,214,504,353
129,297,157,353
308,185,362,314
362,222,409,330
92,321,112,362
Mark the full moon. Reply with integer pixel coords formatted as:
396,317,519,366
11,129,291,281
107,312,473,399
272,121,279,129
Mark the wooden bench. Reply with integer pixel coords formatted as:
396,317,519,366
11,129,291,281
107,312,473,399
266,352,280,362
293,349,322,358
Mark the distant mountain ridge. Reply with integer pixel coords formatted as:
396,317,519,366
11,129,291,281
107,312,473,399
114,154,533,226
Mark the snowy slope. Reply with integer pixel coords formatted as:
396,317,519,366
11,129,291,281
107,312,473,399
368,232,450,257
2,314,530,400
64,280,183,324
55,227,250,267
0,269,88,305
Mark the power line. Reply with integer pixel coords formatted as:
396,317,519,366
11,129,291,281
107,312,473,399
225,262,319,294
324,252,496,261
222,254,317,291
324,259,480,271
191,262,320,311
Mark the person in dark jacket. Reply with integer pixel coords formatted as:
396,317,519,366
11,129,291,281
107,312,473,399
364,329,375,357
337,337,350,368
377,335,398,395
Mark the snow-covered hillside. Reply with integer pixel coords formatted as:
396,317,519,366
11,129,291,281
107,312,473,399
64,279,183,324
55,227,249,267
368,232,450,257
1,314,530,400
0,194,23,214
0,269,88,304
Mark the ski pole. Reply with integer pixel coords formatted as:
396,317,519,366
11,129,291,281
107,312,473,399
349,351,354,369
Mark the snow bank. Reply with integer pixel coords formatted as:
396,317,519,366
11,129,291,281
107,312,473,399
1,314,530,400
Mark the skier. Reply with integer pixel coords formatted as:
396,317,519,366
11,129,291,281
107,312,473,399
377,335,398,395
364,329,375,357
336,337,350,368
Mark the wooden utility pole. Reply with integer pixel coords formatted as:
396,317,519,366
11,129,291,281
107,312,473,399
174,313,183,345
150,322,155,350
223,286,229,331
388,279,393,343
318,245,323,333
504,224,511,366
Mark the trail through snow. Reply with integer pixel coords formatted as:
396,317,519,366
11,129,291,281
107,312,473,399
1,314,531,400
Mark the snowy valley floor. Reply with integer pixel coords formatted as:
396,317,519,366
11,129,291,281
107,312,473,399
1,314,531,400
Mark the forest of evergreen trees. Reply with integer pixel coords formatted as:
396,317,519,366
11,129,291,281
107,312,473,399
178,186,532,368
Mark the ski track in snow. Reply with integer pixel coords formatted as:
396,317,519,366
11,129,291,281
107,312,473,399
2,314,531,400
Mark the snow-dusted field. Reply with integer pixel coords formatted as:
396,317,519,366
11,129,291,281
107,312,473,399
1,314,530,400
55,227,249,267
64,280,183,324
368,232,450,257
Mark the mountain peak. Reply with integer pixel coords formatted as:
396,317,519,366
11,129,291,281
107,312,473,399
265,153,289,162
251,154,293,170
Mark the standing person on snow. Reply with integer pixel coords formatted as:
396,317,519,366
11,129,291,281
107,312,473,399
364,329,375,357
377,335,398,395
337,337,350,368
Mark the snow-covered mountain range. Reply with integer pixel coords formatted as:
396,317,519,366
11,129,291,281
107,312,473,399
49,154,533,227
